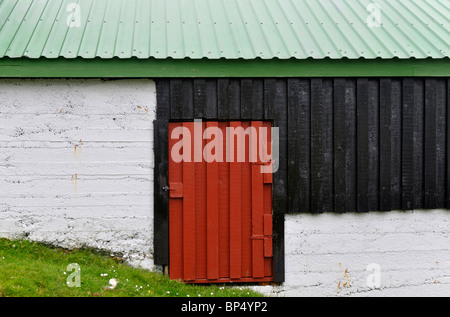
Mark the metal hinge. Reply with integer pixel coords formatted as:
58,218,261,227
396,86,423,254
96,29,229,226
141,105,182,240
250,160,273,166
251,234,273,258
164,183,183,198
251,234,272,240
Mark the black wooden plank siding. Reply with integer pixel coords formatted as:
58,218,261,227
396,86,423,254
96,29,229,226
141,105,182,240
153,80,170,266
205,79,218,119
157,77,450,213
356,79,370,212
379,79,392,211
413,79,425,209
154,77,450,272
193,79,207,118
311,79,334,213
402,78,415,210
288,79,310,213
447,79,450,209
390,79,403,210
333,79,347,213
269,79,288,283
286,77,448,214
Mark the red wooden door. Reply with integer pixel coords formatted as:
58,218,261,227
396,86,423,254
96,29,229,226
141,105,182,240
168,121,274,283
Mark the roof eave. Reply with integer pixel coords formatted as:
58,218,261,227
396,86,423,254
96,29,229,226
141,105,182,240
0,56,449,78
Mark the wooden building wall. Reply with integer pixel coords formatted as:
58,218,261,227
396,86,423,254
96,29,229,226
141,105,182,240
154,77,450,276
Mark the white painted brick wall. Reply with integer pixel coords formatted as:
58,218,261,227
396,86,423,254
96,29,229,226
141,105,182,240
254,210,450,297
0,79,156,269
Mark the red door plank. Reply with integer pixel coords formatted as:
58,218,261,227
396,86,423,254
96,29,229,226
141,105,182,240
263,121,273,277
219,122,230,278
229,121,242,279
195,122,207,279
263,214,273,257
264,185,273,277
251,121,265,278
169,120,273,283
264,237,273,277
263,214,273,236
168,123,183,280
263,121,273,184
241,122,253,277
206,121,219,280
182,122,196,281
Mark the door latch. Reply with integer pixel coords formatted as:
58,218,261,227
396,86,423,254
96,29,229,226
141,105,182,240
165,183,183,198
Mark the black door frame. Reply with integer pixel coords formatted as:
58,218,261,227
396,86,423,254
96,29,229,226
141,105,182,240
153,79,286,283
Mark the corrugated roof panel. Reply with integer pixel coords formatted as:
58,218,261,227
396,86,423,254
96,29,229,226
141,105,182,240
7,0,44,56
262,0,304,58
114,0,138,58
195,0,222,59
132,0,151,59
206,0,236,58
165,0,185,59
97,0,122,58
77,0,106,58
149,0,167,59
0,0,27,57
236,0,272,58
0,0,448,60
61,0,93,58
41,0,73,58
24,0,62,57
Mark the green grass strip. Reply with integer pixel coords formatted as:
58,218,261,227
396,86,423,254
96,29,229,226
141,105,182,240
0,238,263,297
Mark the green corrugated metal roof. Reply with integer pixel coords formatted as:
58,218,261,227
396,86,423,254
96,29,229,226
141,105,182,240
0,0,448,60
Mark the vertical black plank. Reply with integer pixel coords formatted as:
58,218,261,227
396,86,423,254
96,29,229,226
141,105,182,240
273,79,289,214
368,79,379,211
182,80,194,119
344,79,357,213
228,79,241,120
262,78,288,281
379,79,392,211
217,79,240,120
273,213,285,282
192,79,217,120
252,79,264,120
447,79,450,208
323,79,334,213
205,79,218,119
153,119,169,265
357,78,369,212
333,78,347,213
193,79,207,118
264,79,276,120
413,79,424,209
154,80,170,265
402,78,415,210
272,79,287,282
170,79,183,119
156,79,171,120
424,78,437,208
436,79,447,208
287,78,310,213
240,79,253,119
217,79,230,120
311,79,333,213
169,79,194,119
390,79,402,210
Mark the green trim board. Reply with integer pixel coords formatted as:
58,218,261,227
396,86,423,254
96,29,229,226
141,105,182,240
0,57,449,78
